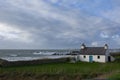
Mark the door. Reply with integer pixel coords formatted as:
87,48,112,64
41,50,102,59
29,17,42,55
89,55,93,62
108,56,111,62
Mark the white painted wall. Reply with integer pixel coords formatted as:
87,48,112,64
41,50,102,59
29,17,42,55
105,49,115,62
111,56,115,61
78,55,106,63
105,55,115,62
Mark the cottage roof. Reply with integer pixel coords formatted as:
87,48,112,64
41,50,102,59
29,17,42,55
80,47,107,55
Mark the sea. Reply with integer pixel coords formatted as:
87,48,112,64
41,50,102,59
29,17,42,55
0,49,74,62
0,49,118,62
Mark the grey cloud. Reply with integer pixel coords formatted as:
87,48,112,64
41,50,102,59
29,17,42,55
0,0,120,48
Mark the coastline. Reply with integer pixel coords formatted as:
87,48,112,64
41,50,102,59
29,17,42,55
0,57,70,67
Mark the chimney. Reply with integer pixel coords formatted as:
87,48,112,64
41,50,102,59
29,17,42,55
104,44,108,49
81,43,86,49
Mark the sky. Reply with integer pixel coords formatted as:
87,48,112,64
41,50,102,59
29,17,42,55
0,0,120,49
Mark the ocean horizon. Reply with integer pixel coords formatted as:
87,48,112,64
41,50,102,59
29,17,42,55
0,49,74,61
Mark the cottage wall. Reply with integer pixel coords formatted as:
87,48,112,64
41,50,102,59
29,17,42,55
105,55,115,62
78,55,106,63
110,56,115,61
105,49,115,62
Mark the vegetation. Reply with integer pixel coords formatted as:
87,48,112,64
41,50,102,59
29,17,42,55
0,61,120,80
108,73,120,80
111,52,120,58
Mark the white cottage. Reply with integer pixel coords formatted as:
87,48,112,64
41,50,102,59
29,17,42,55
78,44,115,63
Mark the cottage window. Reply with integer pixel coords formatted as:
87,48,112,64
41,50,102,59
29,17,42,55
97,56,100,59
83,55,86,58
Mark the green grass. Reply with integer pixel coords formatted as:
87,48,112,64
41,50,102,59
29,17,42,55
0,62,109,74
0,62,120,79
108,73,120,80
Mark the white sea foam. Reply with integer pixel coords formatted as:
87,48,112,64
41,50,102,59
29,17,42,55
0,55,71,62
1,57,40,61
9,54,18,57
33,52,55,55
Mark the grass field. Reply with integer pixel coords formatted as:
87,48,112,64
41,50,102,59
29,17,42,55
0,61,120,80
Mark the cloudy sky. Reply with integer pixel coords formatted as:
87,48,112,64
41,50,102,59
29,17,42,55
0,0,120,49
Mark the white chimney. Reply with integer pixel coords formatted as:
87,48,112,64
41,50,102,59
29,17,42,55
104,44,108,49
81,43,86,49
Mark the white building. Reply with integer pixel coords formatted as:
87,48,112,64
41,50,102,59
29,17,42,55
77,44,115,63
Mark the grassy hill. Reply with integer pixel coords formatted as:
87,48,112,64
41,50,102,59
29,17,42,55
0,61,120,80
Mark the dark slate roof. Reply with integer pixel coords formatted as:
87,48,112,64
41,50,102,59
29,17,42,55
80,47,107,55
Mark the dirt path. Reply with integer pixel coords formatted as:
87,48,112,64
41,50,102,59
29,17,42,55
93,71,119,79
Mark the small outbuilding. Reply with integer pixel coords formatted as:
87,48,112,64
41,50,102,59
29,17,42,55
77,44,115,63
